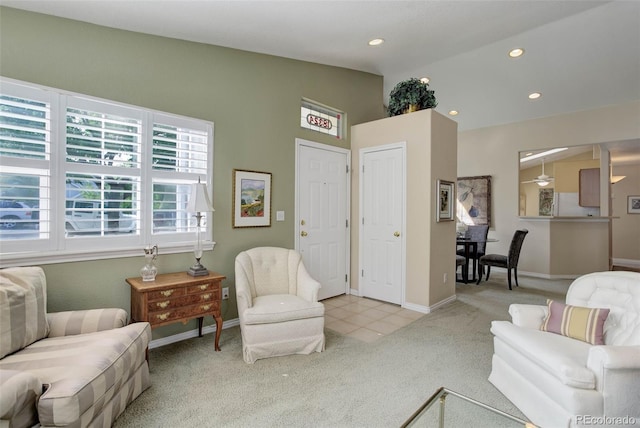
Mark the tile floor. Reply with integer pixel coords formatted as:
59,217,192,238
322,294,424,343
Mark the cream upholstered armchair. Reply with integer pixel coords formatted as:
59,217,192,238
235,247,325,364
489,271,640,427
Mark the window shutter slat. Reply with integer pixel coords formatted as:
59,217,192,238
0,94,50,161
152,122,208,175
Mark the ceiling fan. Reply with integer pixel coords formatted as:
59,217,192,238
521,158,554,187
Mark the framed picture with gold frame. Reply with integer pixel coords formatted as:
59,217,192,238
232,169,272,228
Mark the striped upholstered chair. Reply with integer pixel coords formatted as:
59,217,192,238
0,266,151,428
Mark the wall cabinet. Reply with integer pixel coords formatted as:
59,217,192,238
579,168,600,207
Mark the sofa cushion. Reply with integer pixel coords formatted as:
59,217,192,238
243,294,324,325
0,322,151,426
0,267,49,358
541,299,609,345
491,320,595,389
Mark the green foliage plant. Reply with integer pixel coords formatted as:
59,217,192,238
387,78,438,117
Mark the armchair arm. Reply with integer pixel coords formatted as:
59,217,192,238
296,261,321,302
508,304,548,329
587,346,640,417
588,345,640,371
235,287,253,316
0,369,41,426
47,308,128,337
234,259,254,315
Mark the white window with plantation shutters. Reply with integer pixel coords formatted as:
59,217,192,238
0,77,214,265
0,82,53,253
148,116,212,245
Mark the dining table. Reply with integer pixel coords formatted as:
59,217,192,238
456,236,498,283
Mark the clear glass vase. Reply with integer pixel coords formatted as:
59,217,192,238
141,245,158,281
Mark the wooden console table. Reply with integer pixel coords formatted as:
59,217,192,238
127,271,225,351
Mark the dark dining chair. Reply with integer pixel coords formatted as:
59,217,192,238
455,255,467,283
456,224,489,279
476,229,529,290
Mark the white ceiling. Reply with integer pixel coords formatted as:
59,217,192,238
3,0,639,161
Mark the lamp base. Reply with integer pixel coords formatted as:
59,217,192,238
187,263,209,277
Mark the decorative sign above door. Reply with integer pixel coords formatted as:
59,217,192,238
300,98,344,139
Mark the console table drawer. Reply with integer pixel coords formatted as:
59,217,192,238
148,288,186,301
187,282,219,294
150,301,220,324
148,291,219,311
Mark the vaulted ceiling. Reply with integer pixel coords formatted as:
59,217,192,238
3,0,639,162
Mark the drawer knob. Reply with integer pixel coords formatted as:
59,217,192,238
202,293,211,300
199,284,209,290
160,290,174,297
156,301,170,309
157,313,170,321
201,304,212,311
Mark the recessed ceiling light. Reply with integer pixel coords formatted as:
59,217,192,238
528,92,541,100
420,77,430,84
448,110,458,116
368,38,384,46
509,48,525,58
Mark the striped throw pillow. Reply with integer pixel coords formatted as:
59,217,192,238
540,299,609,345
0,267,50,358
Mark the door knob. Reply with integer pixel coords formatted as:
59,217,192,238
394,231,400,237
301,231,308,237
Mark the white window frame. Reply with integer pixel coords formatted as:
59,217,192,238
300,98,346,140
0,77,214,266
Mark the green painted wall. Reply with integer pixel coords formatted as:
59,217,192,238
0,7,385,339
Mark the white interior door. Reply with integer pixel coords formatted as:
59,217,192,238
360,144,405,304
296,139,350,300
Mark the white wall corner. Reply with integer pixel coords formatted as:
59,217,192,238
403,294,456,314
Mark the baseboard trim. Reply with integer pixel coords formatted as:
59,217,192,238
613,258,640,268
149,318,240,350
518,270,579,280
403,294,456,314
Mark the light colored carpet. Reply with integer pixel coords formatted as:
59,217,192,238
113,273,570,428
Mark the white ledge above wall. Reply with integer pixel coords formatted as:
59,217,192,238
519,216,617,222
0,242,216,268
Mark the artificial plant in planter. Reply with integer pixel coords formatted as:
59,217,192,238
387,78,438,117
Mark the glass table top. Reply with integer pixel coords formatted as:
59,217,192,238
401,387,537,428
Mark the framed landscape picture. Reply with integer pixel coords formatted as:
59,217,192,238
436,179,455,222
232,169,272,228
457,175,491,226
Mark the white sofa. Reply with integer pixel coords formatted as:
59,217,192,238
489,271,640,428
0,267,151,427
235,247,325,364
